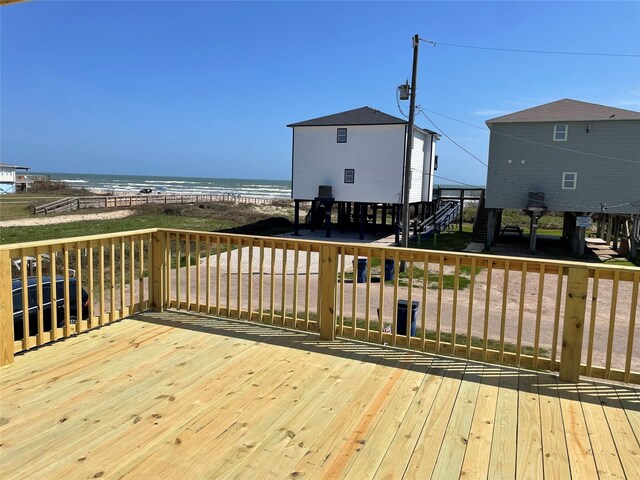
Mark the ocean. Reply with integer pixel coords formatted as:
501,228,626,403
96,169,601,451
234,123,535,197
40,173,292,199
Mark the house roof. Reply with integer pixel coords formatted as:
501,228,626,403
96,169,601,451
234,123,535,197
0,163,29,170
287,106,438,135
486,99,640,125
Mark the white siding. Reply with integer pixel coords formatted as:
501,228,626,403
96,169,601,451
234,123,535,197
408,132,425,203
0,166,16,183
421,136,435,202
0,166,16,194
292,124,406,204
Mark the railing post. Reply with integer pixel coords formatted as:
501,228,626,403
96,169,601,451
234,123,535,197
559,266,589,382
319,245,338,341
0,250,15,366
151,231,166,312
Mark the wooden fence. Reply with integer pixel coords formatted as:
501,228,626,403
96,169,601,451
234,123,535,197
34,194,288,214
1,229,638,385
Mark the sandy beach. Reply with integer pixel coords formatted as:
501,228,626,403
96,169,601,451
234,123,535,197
0,210,135,228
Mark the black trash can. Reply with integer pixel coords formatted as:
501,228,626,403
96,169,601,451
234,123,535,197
397,300,419,336
384,259,395,281
356,258,367,283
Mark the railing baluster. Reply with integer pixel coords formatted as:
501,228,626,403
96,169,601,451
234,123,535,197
365,248,372,341
36,252,44,345
339,248,345,335
269,240,275,323
99,243,105,326
109,241,115,322
138,238,146,311
216,237,221,316
466,257,476,359
533,265,545,367
498,260,510,363
305,244,311,328
65,248,72,332
482,260,493,361
624,272,639,383
20,251,29,350
195,234,201,313
50,247,59,337
226,237,232,317
586,270,600,375
258,240,264,321
281,241,287,325
86,246,93,327
446,257,458,354
206,236,212,313
237,238,243,319
248,240,254,321
605,271,620,379
551,268,564,371
407,252,414,345
516,263,527,366
379,249,386,344
351,247,358,338
77,245,84,333
176,236,181,310
392,251,400,346
120,240,126,317
185,234,191,311
129,239,135,314
435,255,444,353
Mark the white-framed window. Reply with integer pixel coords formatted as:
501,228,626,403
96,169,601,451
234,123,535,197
337,128,347,143
553,124,568,141
562,172,577,190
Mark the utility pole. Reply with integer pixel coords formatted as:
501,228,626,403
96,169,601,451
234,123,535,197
401,34,419,248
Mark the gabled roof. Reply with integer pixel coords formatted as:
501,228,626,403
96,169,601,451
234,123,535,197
486,99,640,125
287,106,438,135
288,107,406,127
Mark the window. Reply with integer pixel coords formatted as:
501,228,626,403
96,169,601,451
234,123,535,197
344,169,355,183
562,172,577,190
553,124,568,141
337,128,347,143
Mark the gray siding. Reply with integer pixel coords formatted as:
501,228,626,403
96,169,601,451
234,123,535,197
485,120,640,214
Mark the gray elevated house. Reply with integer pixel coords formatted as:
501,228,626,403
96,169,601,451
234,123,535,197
479,99,640,256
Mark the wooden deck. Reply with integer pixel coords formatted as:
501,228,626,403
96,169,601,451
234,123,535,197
1,311,639,479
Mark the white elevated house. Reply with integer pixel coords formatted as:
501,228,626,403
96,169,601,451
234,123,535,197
287,106,440,237
0,163,30,194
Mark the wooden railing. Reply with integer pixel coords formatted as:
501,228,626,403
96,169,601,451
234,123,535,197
33,194,289,214
1,229,638,385
0,230,155,365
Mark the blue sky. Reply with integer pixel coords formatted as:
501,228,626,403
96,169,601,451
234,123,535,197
2,1,639,185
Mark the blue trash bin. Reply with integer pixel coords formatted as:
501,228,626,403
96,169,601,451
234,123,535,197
397,300,419,336
356,258,367,283
384,259,395,281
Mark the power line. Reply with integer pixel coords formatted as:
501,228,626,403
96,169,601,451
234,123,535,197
418,108,615,211
419,38,640,58
418,106,640,165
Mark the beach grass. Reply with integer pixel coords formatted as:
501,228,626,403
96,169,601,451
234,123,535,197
0,203,294,244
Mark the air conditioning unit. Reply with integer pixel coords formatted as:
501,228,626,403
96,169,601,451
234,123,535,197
318,185,333,199
528,192,545,209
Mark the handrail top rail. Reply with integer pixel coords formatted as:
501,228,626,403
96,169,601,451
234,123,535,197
159,228,639,274
0,228,159,252
1,227,637,276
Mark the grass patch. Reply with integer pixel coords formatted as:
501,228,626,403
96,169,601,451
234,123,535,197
604,257,640,268
344,260,483,291
0,202,294,245
410,228,474,252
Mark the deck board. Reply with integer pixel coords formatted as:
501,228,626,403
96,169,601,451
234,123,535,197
1,310,639,480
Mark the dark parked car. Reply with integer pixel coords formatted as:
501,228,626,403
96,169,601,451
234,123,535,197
139,188,153,194
12,276,90,341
